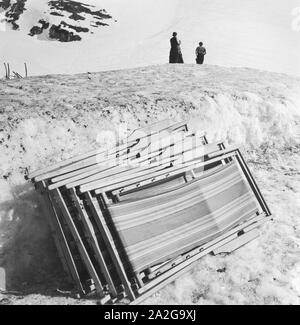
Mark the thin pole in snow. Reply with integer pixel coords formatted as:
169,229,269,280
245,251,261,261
7,63,10,79
24,62,28,78
3,63,8,79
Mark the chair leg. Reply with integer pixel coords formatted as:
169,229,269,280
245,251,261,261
84,192,136,301
52,188,106,298
69,188,118,298
38,181,85,295
236,150,271,216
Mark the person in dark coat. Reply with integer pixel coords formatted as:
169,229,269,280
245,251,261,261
195,42,207,64
169,32,180,63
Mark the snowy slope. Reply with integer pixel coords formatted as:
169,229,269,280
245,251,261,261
0,64,299,304
0,0,113,41
0,0,299,76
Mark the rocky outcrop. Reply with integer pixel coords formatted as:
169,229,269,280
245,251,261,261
48,0,112,22
28,19,50,36
0,0,113,42
1,0,27,30
49,24,81,42
0,0,11,10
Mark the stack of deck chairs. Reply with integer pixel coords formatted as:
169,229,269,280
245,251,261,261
28,120,271,305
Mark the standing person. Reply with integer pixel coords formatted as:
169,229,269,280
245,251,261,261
195,42,206,64
169,32,180,63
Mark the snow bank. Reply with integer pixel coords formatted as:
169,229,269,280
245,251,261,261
0,64,299,303
1,0,299,76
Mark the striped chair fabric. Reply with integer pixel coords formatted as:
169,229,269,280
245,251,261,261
107,161,260,272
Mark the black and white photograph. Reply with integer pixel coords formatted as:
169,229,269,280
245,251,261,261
0,0,299,307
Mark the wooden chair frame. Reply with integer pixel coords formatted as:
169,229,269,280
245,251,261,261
29,121,271,304
29,120,194,181
47,132,213,301
74,148,271,303
29,122,209,301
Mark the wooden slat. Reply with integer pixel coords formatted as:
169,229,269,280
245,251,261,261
35,129,177,182
38,182,85,295
65,162,171,191
92,150,237,195
52,189,106,298
62,134,210,189
69,188,118,298
36,183,69,274
235,151,271,216
47,132,208,190
55,137,202,190
84,192,136,301
82,143,230,194
51,161,123,185
29,147,111,180
34,143,136,182
29,120,188,180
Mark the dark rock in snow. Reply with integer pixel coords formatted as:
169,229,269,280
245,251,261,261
2,0,27,30
29,19,50,37
69,12,85,21
0,0,113,42
0,0,11,11
61,21,89,33
49,24,81,42
49,11,64,17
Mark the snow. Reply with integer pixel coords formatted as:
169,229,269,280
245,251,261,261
0,0,300,77
0,64,299,304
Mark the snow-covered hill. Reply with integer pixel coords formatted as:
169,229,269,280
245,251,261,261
0,64,299,304
0,0,113,41
0,0,299,76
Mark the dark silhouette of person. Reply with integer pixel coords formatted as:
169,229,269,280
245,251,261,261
169,32,184,63
195,42,207,64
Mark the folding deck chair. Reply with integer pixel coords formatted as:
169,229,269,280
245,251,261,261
30,120,211,302
77,145,271,303
29,120,271,304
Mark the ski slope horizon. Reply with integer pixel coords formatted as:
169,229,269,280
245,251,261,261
0,0,300,77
